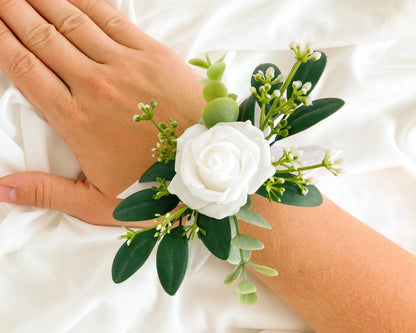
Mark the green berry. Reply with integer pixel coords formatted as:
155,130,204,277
202,97,239,128
207,62,226,81
202,80,228,102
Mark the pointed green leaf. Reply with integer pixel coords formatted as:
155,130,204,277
287,52,327,99
238,94,256,124
275,98,345,141
139,160,176,183
231,234,264,250
198,214,231,260
239,291,258,305
224,264,243,285
156,226,188,295
236,280,257,294
112,228,158,283
256,173,323,207
236,208,271,229
113,189,179,221
188,58,210,69
247,262,278,276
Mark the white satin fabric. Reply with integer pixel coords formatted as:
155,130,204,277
1,1,415,332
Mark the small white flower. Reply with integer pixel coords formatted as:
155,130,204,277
305,42,314,54
292,81,302,89
272,90,281,98
303,96,312,106
311,51,322,60
302,82,312,92
265,66,275,80
277,74,286,82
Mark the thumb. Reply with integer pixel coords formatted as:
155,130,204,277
0,171,120,226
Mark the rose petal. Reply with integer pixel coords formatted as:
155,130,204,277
168,174,207,210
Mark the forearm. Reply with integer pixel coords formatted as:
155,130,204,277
243,195,416,332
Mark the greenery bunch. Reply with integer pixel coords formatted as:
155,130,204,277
111,43,345,304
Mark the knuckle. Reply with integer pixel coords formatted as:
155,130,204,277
104,14,128,35
33,180,52,209
82,70,119,100
25,23,57,49
9,51,37,78
59,12,86,35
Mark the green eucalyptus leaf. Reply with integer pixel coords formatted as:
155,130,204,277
112,228,158,283
287,52,327,99
239,291,258,305
224,264,243,285
247,262,278,276
236,280,257,294
198,214,231,260
275,98,345,141
236,208,271,229
113,189,179,221
256,173,323,207
139,160,176,183
231,234,264,250
241,196,252,210
156,226,188,295
238,94,256,124
227,245,251,265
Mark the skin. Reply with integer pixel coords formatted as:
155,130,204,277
0,1,415,331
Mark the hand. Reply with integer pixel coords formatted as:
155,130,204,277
0,0,204,225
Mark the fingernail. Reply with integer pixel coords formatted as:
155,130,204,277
0,186,16,203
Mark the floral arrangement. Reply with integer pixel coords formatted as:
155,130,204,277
111,43,345,305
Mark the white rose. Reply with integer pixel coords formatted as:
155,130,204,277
167,121,275,219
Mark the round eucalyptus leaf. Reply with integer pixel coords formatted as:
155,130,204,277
231,234,264,250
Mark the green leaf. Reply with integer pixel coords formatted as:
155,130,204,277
139,160,176,183
231,234,264,250
287,52,327,99
227,245,251,265
275,98,345,141
224,264,243,285
113,189,179,221
188,58,210,69
238,94,256,124
198,214,231,260
236,280,257,294
156,226,188,295
239,291,258,305
236,208,271,229
256,173,323,207
112,228,158,283
247,262,278,277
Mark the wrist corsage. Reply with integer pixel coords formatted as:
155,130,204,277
111,42,345,305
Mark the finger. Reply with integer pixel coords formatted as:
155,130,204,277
27,0,120,63
68,0,148,50
0,171,118,226
0,19,72,125
0,0,91,86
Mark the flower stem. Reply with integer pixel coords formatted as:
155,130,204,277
280,60,301,94
273,162,324,173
